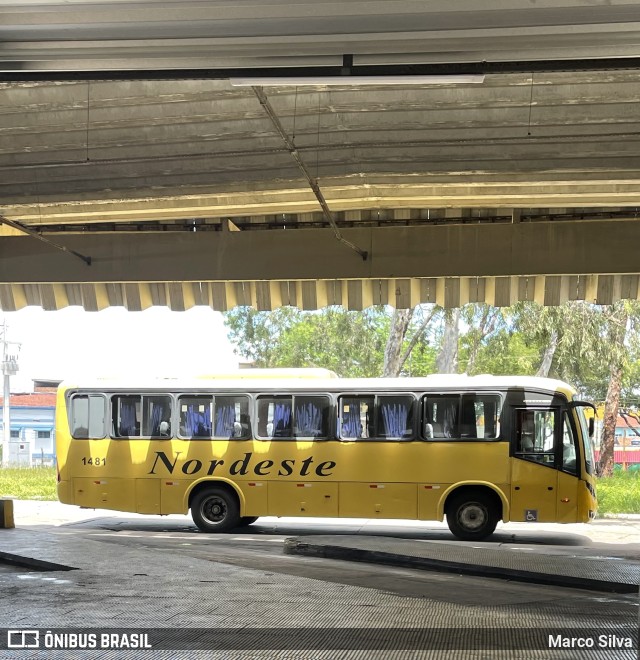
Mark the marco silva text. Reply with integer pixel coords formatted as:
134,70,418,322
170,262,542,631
548,634,634,649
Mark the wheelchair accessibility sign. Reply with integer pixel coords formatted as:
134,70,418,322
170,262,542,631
525,509,538,522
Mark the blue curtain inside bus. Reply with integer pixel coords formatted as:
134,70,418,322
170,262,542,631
214,404,235,438
119,399,138,436
342,403,363,438
295,401,323,437
150,403,163,436
184,404,212,437
381,402,409,438
272,402,292,437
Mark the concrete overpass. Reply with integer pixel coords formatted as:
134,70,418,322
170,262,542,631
2,1,640,310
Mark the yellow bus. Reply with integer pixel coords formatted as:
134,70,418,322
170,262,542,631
55,372,597,541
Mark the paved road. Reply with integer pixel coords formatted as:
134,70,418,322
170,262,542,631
11,503,640,596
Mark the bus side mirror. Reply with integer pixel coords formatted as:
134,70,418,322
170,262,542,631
570,402,596,438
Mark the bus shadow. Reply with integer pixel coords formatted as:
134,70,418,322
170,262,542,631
60,515,598,549
247,521,595,548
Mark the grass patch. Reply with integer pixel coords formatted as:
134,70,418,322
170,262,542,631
0,467,57,501
596,469,640,515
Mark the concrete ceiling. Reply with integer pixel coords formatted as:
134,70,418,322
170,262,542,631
2,1,640,310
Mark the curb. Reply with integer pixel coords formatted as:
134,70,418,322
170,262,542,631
284,539,639,594
0,550,77,573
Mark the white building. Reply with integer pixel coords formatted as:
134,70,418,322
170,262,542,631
0,380,58,467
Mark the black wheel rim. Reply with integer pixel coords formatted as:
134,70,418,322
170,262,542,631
201,495,227,525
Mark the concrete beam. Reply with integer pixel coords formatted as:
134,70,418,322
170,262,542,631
1,220,640,284
0,219,638,310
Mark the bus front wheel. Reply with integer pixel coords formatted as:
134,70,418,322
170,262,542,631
446,490,499,541
191,487,240,533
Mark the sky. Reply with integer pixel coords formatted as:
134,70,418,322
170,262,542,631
0,306,240,392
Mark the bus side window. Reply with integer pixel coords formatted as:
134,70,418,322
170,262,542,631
459,395,478,437
214,395,250,439
179,396,213,438
422,395,459,439
112,395,141,438
339,396,374,440
423,394,500,441
143,396,172,437
515,408,556,466
478,397,499,438
376,395,414,440
294,395,330,439
257,395,292,439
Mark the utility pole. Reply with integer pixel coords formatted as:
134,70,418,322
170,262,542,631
1,322,20,468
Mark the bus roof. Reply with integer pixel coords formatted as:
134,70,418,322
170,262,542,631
58,373,577,397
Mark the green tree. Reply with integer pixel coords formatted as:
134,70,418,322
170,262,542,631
382,305,441,376
510,302,611,399
458,304,506,374
598,302,640,476
382,309,414,377
224,306,391,377
224,307,303,367
465,329,540,376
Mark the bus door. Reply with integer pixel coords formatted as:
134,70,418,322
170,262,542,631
556,409,580,523
510,407,562,523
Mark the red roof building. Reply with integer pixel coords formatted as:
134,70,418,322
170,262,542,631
0,393,56,408
0,391,56,466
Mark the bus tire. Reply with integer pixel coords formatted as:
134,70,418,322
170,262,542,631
239,516,259,526
191,487,240,533
446,490,499,541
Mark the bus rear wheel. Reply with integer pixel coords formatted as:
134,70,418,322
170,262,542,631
446,490,499,541
191,487,240,533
